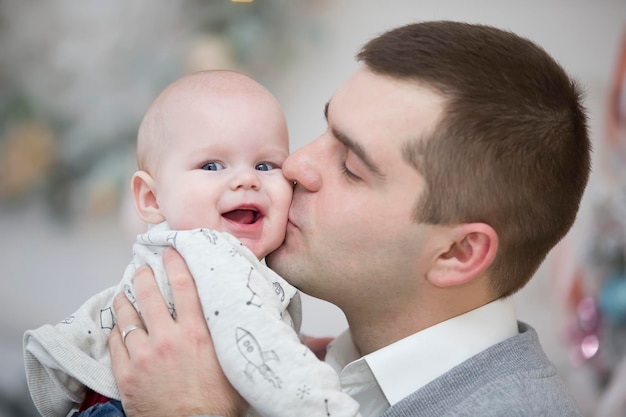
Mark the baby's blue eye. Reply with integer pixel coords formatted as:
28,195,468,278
201,161,225,171
255,162,275,172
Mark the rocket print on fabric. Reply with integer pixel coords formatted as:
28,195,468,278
236,327,282,388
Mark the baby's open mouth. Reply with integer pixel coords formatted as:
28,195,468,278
223,209,260,224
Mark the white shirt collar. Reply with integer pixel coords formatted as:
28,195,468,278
325,298,518,417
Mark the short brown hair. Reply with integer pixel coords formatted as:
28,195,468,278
358,21,591,298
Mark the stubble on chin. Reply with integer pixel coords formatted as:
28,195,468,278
266,240,300,282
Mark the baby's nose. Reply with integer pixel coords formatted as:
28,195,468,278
229,169,261,191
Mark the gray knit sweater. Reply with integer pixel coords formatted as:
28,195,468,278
380,322,583,417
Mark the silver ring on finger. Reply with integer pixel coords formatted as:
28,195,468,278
121,323,145,345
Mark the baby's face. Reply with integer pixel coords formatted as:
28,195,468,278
151,91,292,259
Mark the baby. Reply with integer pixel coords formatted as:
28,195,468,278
24,70,360,417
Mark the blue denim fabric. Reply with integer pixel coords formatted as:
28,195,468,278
72,400,125,417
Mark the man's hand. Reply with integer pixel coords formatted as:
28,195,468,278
109,248,247,417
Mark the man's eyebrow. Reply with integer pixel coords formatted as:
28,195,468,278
324,101,384,178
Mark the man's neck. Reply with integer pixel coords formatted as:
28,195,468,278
346,289,496,356
344,305,428,356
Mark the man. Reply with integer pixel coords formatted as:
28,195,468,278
109,21,589,417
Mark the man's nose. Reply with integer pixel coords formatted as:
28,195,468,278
283,137,323,192
229,168,261,191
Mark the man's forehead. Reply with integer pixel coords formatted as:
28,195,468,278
324,67,445,168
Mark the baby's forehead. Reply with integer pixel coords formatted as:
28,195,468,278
155,85,275,130
138,72,287,167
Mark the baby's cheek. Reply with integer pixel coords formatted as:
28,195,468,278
167,207,216,231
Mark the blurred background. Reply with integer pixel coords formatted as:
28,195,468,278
1,1,625,416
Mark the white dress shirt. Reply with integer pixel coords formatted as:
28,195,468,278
324,298,519,417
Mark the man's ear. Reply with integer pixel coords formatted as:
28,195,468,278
426,223,498,288
131,171,165,224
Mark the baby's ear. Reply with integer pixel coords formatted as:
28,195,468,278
131,171,165,224
426,223,498,288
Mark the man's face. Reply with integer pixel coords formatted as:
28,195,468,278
267,66,446,314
